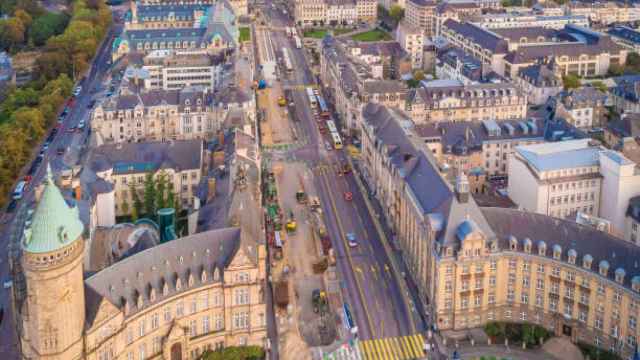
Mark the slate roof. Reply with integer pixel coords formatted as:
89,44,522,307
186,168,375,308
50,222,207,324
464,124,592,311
410,81,521,106
100,87,214,111
612,77,640,104
491,27,558,43
606,114,640,139
442,19,509,54
85,227,242,325
414,118,544,156
504,36,624,64
482,207,640,291
514,138,602,172
408,0,437,7
135,3,210,22
438,46,482,82
608,26,640,46
363,80,407,95
89,139,203,175
518,60,562,87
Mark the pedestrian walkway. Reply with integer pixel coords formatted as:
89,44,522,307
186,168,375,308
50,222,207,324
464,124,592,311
356,334,426,360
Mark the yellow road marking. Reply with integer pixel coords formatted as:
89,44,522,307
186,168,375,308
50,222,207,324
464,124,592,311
357,341,368,360
376,339,389,360
393,337,407,359
319,167,375,337
402,336,415,358
409,335,423,358
364,340,377,360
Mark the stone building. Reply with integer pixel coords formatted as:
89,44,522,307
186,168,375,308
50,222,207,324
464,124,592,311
15,167,267,360
405,0,437,38
88,140,205,217
360,103,640,359
292,0,376,27
406,80,527,124
91,87,220,144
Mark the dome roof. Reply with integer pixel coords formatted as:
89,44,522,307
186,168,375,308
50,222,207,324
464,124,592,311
568,249,577,257
583,254,593,263
23,165,84,254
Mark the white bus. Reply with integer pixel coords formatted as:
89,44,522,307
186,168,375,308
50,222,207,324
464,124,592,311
13,181,26,200
326,120,338,134
306,87,317,107
282,47,293,72
331,132,343,149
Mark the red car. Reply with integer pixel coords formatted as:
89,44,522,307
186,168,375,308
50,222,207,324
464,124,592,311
343,192,353,201
24,175,32,183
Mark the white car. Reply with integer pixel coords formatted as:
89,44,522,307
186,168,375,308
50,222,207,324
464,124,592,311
78,120,86,129
73,86,82,96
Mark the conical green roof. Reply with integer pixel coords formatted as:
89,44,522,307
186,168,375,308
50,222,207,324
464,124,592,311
23,165,84,254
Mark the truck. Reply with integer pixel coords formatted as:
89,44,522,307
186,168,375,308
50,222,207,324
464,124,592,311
294,35,302,49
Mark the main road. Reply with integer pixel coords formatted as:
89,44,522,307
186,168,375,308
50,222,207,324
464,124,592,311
258,0,425,344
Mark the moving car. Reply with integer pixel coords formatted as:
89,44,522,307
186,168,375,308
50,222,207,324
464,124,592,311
343,192,353,201
325,142,332,151
56,147,65,156
346,233,358,247
6,200,17,213
73,85,82,96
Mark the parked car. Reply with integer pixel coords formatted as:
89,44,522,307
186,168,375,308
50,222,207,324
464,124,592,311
56,147,65,156
343,192,353,201
73,85,82,96
347,233,358,247
67,126,76,133
6,200,17,213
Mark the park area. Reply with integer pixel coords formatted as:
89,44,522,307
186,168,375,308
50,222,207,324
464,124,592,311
350,28,392,42
239,27,250,42
303,28,327,39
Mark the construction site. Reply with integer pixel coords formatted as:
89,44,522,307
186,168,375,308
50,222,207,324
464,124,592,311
263,160,343,360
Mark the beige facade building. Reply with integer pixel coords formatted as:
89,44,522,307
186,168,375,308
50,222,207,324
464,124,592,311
293,0,375,27
406,81,527,124
141,50,222,91
360,103,640,359
15,168,267,360
395,21,424,69
405,0,437,38
88,140,205,216
91,87,220,144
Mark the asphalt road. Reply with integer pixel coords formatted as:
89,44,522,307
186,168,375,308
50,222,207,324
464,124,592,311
0,12,124,356
260,0,418,344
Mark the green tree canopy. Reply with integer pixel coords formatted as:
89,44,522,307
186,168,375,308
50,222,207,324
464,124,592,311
30,12,69,46
388,5,404,23
562,74,581,90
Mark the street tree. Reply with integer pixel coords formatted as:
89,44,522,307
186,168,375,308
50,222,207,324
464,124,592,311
562,74,581,90
389,5,404,23
143,173,157,217
130,183,143,221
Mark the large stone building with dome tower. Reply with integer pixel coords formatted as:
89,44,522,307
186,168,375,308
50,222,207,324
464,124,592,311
13,166,267,360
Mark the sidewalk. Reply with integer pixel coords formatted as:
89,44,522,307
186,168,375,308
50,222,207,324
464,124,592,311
444,344,555,360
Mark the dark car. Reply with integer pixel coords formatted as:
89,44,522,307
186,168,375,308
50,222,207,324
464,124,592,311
88,99,96,109
56,147,65,156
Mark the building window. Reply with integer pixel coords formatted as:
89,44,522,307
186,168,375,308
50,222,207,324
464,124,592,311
153,337,161,354
520,312,527,321
151,313,159,330
233,312,249,329
177,302,184,317
139,319,146,337
214,314,224,330
138,343,146,360
564,303,572,318
126,328,133,344
536,294,543,307
235,288,249,305
203,316,210,334
521,293,529,304
191,298,197,314
189,320,197,337
164,307,171,323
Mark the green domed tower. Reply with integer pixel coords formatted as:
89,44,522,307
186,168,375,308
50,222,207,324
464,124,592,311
20,165,86,360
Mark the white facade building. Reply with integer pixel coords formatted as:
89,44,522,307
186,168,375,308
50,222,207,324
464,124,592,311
508,139,640,238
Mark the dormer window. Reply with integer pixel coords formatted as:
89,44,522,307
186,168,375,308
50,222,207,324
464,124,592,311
599,260,609,277
149,287,156,302
523,238,532,253
188,273,194,287
213,267,220,281
136,292,143,308
175,276,182,291
491,241,498,251
615,268,625,284
446,247,453,257
509,236,517,251
568,249,577,265
632,276,640,292
553,245,562,260
583,254,593,269
538,241,546,256
201,269,207,283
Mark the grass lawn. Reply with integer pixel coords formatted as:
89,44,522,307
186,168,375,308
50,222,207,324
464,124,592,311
333,28,355,36
303,29,328,39
239,27,251,42
350,28,392,42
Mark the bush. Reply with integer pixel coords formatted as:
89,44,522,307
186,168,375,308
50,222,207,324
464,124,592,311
483,321,550,346
200,346,265,360
577,342,623,360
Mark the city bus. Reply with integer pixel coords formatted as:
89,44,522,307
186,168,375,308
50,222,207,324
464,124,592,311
326,120,338,134
13,181,26,200
317,96,330,118
306,87,317,107
282,48,293,73
331,132,343,150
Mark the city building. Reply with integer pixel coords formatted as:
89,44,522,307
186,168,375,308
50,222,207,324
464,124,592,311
139,50,223,91
435,1,481,36
395,21,424,69
320,36,409,132
15,167,267,360
515,58,563,105
609,26,640,52
91,87,222,144
568,2,638,25
415,118,545,178
360,104,640,359
292,0,376,27
113,0,238,61
473,13,589,30
547,87,609,130
405,0,437,38
507,139,640,238
435,47,491,85
502,26,627,79
627,196,640,244
440,21,628,79
612,77,640,115
125,2,211,30
406,80,527,124
88,140,205,216
507,139,604,219
131,0,248,20
605,114,640,148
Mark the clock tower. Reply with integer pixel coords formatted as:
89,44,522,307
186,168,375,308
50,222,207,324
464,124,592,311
19,166,86,360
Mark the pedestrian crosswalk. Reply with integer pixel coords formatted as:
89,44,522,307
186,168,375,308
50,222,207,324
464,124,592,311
357,334,427,360
282,84,319,90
